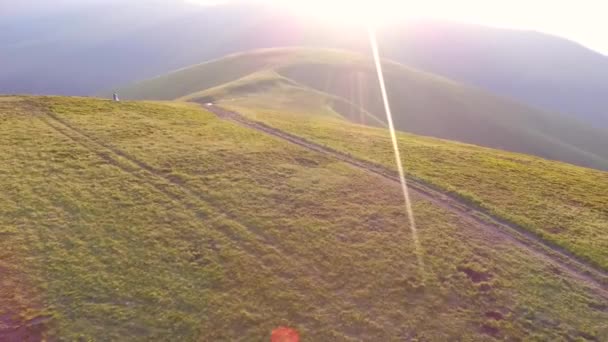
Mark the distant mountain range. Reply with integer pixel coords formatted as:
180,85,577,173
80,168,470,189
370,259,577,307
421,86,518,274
2,2,607,129
380,21,608,129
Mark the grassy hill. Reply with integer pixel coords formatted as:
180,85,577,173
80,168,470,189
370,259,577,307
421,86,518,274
115,47,608,171
1,95,607,340
224,98,608,271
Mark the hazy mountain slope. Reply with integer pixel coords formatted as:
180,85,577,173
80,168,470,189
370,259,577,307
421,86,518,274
4,3,608,129
382,21,608,128
0,0,198,95
0,3,365,96
1,95,607,340
117,48,608,170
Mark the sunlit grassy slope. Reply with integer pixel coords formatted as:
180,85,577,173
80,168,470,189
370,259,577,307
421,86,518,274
179,70,384,125
224,98,608,271
115,47,608,170
1,96,607,340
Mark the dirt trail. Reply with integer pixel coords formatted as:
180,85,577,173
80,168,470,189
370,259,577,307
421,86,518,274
205,104,608,297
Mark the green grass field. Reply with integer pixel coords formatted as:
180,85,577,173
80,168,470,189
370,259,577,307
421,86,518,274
1,96,607,340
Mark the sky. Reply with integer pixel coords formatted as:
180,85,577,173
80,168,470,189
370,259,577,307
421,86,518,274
2,0,607,54
185,0,608,55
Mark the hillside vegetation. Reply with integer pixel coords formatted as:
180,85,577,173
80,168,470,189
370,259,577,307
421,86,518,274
116,48,608,171
225,97,608,271
1,96,607,340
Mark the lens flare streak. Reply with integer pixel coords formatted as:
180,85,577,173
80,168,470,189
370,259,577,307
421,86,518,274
368,27,425,273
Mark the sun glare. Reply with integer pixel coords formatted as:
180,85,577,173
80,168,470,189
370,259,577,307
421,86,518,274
186,0,486,28
275,0,410,26
186,0,608,55
184,0,517,28
187,0,418,26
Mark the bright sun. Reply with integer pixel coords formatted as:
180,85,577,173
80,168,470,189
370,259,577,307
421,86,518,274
275,0,409,25
185,0,517,28
184,0,608,57
187,0,422,26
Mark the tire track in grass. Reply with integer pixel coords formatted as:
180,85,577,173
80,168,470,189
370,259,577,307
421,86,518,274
205,104,608,297
35,105,386,339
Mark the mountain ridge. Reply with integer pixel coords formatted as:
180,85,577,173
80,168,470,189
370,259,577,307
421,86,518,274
4,4,608,128
114,47,608,171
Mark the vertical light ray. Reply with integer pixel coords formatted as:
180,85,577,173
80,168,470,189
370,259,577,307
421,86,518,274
368,27,425,274
357,72,365,125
